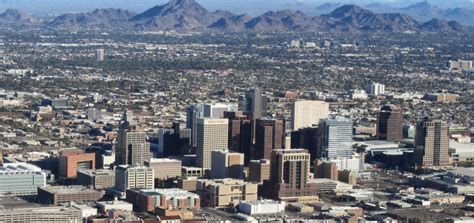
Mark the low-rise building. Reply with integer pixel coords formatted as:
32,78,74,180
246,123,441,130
145,158,182,180
0,206,82,222
97,198,134,213
238,200,285,215
0,163,46,196
196,178,258,207
126,188,200,212
77,169,115,190
37,185,104,205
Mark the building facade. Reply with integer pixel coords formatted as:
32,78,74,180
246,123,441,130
319,117,353,159
115,111,152,166
211,150,244,179
58,149,96,179
126,188,200,212
115,165,154,192
224,111,253,164
415,119,451,168
77,169,116,190
248,159,270,184
255,118,285,160
291,100,329,131
37,186,104,205
145,158,182,180
196,118,229,169
0,206,82,223
196,179,258,207
377,105,403,141
0,163,46,196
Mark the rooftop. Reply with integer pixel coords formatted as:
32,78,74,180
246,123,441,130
131,188,199,199
0,163,43,175
77,169,115,176
147,158,182,163
40,186,101,194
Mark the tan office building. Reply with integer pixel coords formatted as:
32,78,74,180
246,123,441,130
196,179,258,207
211,150,244,179
196,118,229,169
291,100,329,131
145,158,182,180
115,165,154,192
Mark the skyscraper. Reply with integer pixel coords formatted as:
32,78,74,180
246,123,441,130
186,104,207,148
204,103,237,118
263,149,318,203
291,127,319,161
196,118,229,169
319,117,353,159
291,100,329,131
255,118,285,160
414,119,451,168
224,111,253,164
116,111,152,166
377,105,403,141
239,88,268,119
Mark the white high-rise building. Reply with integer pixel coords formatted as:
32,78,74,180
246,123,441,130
96,49,105,62
115,165,154,192
196,118,229,169
291,100,329,131
366,82,385,96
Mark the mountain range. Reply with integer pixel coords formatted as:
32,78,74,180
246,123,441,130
0,0,468,33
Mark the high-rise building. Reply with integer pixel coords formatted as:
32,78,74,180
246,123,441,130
414,119,451,168
319,117,353,159
255,118,285,160
115,165,154,192
291,127,319,161
145,158,182,180
186,103,207,147
116,111,152,166
196,118,229,169
366,82,385,96
263,149,318,203
239,88,268,119
96,49,105,62
58,149,96,179
0,163,46,196
248,159,270,184
291,100,329,131
211,150,244,179
224,111,253,164
377,105,403,141
204,103,237,118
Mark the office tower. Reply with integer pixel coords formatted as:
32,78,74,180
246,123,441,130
291,100,329,131
0,163,46,196
319,117,353,159
338,170,357,185
224,111,253,164
291,127,319,161
196,179,258,207
196,118,229,169
77,169,116,190
58,149,95,179
96,49,105,62
263,149,318,202
204,103,237,118
211,150,244,179
116,111,152,166
248,159,270,184
255,118,285,160
239,88,268,119
366,82,385,96
115,165,154,192
314,160,338,181
145,158,182,180
377,105,403,141
186,104,207,147
414,119,451,168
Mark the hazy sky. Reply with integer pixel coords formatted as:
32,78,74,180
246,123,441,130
0,0,473,16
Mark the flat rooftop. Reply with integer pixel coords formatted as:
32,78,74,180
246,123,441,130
77,169,115,176
0,163,43,174
147,158,182,163
40,186,101,194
